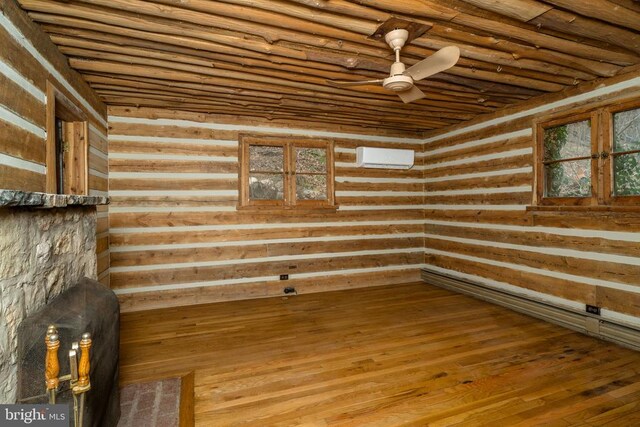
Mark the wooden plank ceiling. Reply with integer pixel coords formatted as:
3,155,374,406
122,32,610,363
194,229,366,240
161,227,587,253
15,0,640,134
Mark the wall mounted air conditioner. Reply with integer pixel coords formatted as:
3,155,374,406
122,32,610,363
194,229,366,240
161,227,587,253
356,147,414,169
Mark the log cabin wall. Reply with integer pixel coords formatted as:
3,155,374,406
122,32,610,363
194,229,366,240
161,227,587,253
107,107,425,312
0,0,109,285
422,70,640,325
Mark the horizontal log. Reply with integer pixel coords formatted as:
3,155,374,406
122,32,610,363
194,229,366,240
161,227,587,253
88,128,108,153
542,0,640,32
334,139,422,151
414,32,598,80
89,173,108,192
108,122,238,141
109,140,237,157
111,252,423,288
0,119,45,165
423,209,532,226
425,172,532,192
109,196,238,208
108,159,238,174
110,209,425,228
0,73,46,128
0,163,45,192
117,269,421,312
111,237,423,267
425,120,532,151
336,167,423,179
110,224,423,247
0,25,48,91
425,223,640,258
97,251,110,274
97,216,109,235
531,211,640,232
426,237,640,287
452,12,639,65
424,136,532,165
336,181,424,192
531,9,640,55
96,234,109,254
424,192,532,206
109,178,237,191
447,67,564,93
107,106,428,139
98,274,110,287
336,196,424,206
426,155,533,178
424,208,640,233
427,24,622,78
424,253,596,304
456,0,552,22
89,151,108,175
596,286,640,317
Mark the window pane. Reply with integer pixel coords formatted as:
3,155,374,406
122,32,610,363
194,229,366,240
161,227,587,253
296,147,326,173
545,159,591,197
614,153,640,196
249,173,283,200
613,107,640,153
249,145,283,172
543,120,591,161
296,174,327,200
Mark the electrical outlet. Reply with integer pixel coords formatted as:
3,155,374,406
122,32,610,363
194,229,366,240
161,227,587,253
279,274,289,280
586,304,601,315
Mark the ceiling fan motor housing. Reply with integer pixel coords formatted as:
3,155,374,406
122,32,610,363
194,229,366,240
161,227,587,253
383,75,413,92
383,61,413,91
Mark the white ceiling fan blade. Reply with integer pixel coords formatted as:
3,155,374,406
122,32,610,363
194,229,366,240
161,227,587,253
404,46,460,81
326,79,384,87
397,86,425,103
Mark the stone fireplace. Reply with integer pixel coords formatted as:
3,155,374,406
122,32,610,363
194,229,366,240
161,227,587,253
0,190,111,406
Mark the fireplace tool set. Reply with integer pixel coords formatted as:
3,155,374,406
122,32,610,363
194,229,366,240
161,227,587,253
45,325,92,427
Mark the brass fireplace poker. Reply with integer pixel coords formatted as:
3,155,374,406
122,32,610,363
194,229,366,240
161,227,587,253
44,325,60,404
75,333,92,427
44,325,92,427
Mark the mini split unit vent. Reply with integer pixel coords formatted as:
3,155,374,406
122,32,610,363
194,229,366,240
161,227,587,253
356,147,415,169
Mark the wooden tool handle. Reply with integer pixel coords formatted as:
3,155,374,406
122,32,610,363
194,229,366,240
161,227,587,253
45,333,60,391
77,332,92,389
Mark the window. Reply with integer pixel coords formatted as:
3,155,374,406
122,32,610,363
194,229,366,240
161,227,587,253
537,112,597,205
238,135,335,209
46,81,88,195
535,99,640,207
604,100,640,204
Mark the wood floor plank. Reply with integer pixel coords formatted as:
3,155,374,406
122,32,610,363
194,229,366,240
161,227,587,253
119,282,640,426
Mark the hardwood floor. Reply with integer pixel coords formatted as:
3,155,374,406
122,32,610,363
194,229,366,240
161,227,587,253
120,283,640,426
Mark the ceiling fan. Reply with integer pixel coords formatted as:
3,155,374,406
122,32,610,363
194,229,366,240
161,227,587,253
327,29,460,103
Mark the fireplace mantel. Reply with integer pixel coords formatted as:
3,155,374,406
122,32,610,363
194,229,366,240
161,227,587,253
0,189,109,208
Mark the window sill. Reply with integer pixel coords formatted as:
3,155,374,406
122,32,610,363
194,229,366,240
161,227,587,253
527,205,640,213
236,204,338,212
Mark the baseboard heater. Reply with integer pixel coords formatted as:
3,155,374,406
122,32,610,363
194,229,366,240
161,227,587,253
421,268,640,352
